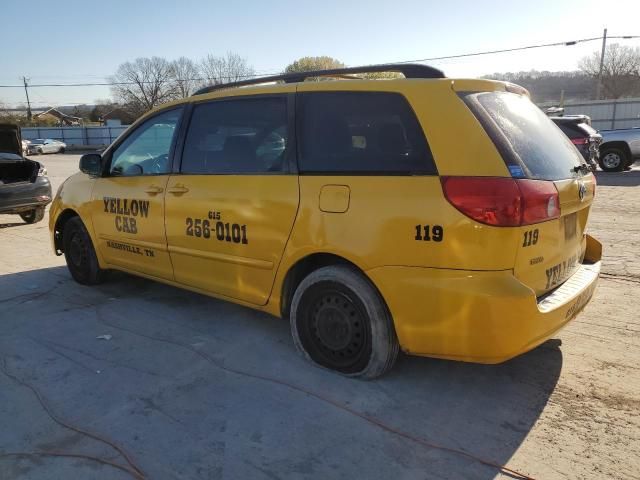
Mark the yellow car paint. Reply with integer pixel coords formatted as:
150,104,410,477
50,76,601,365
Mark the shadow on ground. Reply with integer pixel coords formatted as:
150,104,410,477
595,169,640,187
0,222,26,229
0,266,562,480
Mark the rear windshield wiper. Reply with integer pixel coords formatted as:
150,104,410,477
572,164,591,175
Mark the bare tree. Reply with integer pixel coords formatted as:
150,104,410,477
199,52,255,86
579,44,640,99
170,57,200,98
110,57,178,117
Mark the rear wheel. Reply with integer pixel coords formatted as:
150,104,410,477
63,217,106,285
59,147,65,154
290,265,399,379
19,207,45,224
599,148,628,172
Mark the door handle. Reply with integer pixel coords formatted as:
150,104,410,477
145,185,164,195
167,184,189,195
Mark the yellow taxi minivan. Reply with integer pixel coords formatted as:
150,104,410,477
50,64,601,378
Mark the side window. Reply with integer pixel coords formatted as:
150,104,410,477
181,97,288,174
298,92,435,174
110,108,183,176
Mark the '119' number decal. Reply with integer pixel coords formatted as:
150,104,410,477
522,228,539,247
415,224,444,242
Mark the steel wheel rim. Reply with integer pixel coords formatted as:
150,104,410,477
298,283,371,372
68,232,88,269
603,153,621,169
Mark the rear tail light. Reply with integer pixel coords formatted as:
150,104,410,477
571,137,589,145
441,177,560,227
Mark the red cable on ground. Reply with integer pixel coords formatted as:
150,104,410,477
0,358,146,479
0,452,144,479
96,308,536,480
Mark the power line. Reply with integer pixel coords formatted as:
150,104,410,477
392,35,638,64
1,34,638,90
0,74,280,89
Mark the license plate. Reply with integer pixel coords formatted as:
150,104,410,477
564,213,577,241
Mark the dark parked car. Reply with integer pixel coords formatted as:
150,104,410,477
551,116,602,171
0,124,52,223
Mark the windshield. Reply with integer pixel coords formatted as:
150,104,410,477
465,91,584,180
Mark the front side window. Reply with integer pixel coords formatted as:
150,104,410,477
181,97,288,174
298,92,435,174
110,108,183,176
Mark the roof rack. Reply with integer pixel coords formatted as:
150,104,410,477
192,63,445,96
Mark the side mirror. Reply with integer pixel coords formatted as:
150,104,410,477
79,153,103,176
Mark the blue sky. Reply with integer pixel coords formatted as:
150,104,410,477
1,0,639,107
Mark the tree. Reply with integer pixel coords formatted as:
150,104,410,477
284,56,402,80
170,57,200,98
579,44,640,99
360,71,402,80
284,56,345,74
199,52,254,86
110,57,178,118
483,70,596,103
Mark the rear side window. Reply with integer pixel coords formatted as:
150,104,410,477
557,122,596,139
558,123,582,139
181,97,288,174
298,92,435,174
465,92,583,180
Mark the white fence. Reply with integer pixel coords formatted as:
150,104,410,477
21,125,129,147
543,98,640,131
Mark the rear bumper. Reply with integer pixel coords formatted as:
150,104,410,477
0,177,52,214
367,234,602,364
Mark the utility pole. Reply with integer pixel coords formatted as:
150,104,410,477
22,76,32,121
596,28,608,100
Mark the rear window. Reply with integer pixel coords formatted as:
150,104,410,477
465,92,583,180
298,92,435,175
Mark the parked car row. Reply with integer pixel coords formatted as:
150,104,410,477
0,124,52,224
550,114,638,172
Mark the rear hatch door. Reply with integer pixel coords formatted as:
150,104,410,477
0,123,23,156
463,90,596,296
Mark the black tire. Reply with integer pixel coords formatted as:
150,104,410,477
36,148,43,155
19,206,45,224
62,217,106,285
599,147,628,172
290,265,399,379
59,147,65,154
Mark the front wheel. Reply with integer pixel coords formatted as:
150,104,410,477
599,148,628,172
63,217,107,285
290,265,399,379
19,206,45,224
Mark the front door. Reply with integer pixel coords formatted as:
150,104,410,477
91,107,184,280
165,94,299,305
